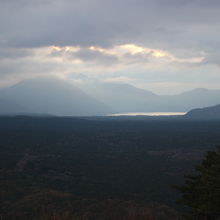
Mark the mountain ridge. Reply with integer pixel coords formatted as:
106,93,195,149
1,78,220,116
185,104,220,119
79,81,220,112
0,78,112,116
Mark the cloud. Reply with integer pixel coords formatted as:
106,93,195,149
73,48,118,65
1,0,220,49
0,43,208,90
0,0,220,93
0,48,33,60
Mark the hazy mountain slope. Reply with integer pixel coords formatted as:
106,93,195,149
0,99,28,114
1,79,220,115
80,82,159,112
162,88,220,112
80,83,220,112
0,78,112,116
185,104,220,119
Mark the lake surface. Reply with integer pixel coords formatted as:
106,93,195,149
109,112,186,116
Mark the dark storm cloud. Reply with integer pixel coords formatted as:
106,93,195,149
74,48,118,65
1,0,220,51
1,0,220,93
0,48,32,60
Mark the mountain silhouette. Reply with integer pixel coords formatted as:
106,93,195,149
0,78,112,116
1,78,220,116
185,104,220,119
80,83,220,112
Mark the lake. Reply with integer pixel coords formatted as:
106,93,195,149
108,112,186,116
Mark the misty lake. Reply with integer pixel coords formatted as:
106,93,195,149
109,112,186,116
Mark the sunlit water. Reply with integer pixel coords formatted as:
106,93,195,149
108,112,186,116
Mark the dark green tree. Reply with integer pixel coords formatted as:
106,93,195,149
174,147,220,219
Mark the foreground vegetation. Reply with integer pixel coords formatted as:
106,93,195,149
175,147,220,219
0,182,181,220
0,116,219,219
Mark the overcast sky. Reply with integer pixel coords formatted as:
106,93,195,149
0,0,220,94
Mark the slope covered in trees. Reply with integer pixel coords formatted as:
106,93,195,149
0,116,220,219
186,104,220,119
174,147,220,219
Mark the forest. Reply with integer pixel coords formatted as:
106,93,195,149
0,116,220,219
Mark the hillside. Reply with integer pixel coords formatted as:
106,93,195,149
185,104,220,119
0,78,112,116
0,181,181,220
1,117,220,219
79,83,220,113
80,82,157,112
1,78,220,116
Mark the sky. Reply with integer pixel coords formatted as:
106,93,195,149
0,0,220,94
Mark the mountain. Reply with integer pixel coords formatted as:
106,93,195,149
161,88,220,112
185,104,220,119
80,82,158,112
0,99,29,114
1,78,220,116
79,83,220,113
0,78,112,116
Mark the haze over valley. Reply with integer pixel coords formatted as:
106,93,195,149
0,77,220,116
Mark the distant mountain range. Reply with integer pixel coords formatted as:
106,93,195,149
0,78,111,116
185,104,220,119
0,78,220,116
80,82,220,113
80,82,157,112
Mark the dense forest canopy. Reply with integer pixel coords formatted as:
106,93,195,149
175,147,220,219
0,116,220,219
